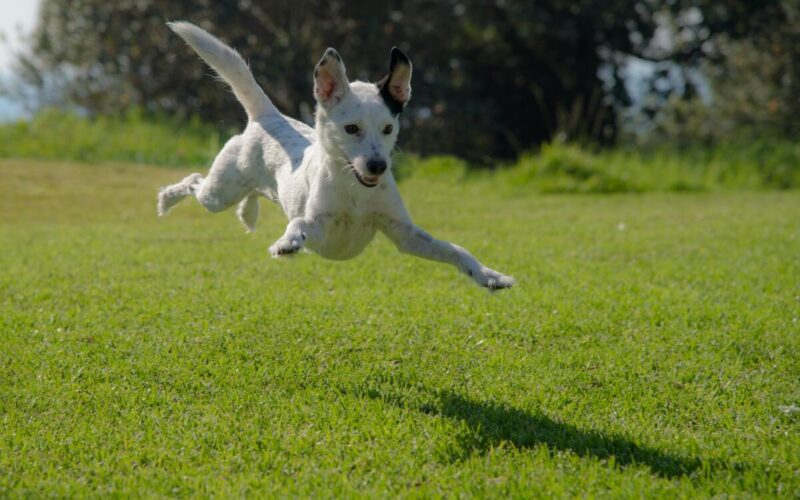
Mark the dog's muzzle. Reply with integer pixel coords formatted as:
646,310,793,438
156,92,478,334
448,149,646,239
340,149,381,188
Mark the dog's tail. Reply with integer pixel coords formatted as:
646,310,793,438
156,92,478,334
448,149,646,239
168,21,278,121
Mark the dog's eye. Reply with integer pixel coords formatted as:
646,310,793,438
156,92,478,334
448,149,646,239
383,124,393,135
344,124,360,135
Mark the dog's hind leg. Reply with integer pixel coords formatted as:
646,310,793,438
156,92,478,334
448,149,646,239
157,136,258,218
191,136,258,214
236,193,260,232
157,173,204,216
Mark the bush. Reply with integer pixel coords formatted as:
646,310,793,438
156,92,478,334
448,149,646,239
1,111,798,192
499,142,641,193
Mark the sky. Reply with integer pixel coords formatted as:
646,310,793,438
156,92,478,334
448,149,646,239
0,0,40,71
0,0,41,120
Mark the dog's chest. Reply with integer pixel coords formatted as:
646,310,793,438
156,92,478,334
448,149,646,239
311,210,378,260
311,186,383,259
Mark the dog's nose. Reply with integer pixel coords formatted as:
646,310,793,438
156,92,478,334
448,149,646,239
366,159,387,176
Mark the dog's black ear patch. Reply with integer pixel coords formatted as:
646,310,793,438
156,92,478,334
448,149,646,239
377,46,412,116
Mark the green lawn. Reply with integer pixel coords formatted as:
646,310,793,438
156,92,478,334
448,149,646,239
1,159,798,497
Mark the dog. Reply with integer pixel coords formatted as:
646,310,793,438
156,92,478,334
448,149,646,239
158,22,514,290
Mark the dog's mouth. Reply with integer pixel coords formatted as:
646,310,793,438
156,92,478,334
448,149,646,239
352,168,380,188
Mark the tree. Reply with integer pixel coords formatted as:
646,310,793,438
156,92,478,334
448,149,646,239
633,0,800,142
6,0,788,163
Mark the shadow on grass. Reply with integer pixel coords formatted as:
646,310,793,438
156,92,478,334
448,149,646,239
349,377,718,479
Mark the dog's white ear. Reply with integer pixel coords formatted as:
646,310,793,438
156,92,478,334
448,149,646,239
377,47,412,116
314,48,350,109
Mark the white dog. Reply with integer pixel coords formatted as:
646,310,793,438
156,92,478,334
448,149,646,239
158,22,514,290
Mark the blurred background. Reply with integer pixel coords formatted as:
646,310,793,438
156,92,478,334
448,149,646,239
1,0,798,190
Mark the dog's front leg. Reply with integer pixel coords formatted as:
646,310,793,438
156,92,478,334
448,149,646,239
381,219,515,290
269,216,326,257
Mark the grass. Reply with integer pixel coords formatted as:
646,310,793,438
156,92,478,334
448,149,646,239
0,109,225,167
2,110,799,191
1,159,799,497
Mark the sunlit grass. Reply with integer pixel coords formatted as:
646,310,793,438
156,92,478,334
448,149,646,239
0,160,798,496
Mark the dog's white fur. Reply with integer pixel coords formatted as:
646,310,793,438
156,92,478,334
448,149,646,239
158,22,514,289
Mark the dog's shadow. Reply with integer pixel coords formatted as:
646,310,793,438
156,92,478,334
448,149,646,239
348,376,726,479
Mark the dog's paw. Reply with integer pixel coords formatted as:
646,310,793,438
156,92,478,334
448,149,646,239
472,267,516,291
269,235,304,257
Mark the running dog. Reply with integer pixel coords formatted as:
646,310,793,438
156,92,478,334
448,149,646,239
158,22,514,290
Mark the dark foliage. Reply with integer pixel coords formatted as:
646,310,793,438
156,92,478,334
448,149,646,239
5,0,788,163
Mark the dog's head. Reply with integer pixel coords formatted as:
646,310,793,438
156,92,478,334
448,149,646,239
313,47,412,188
